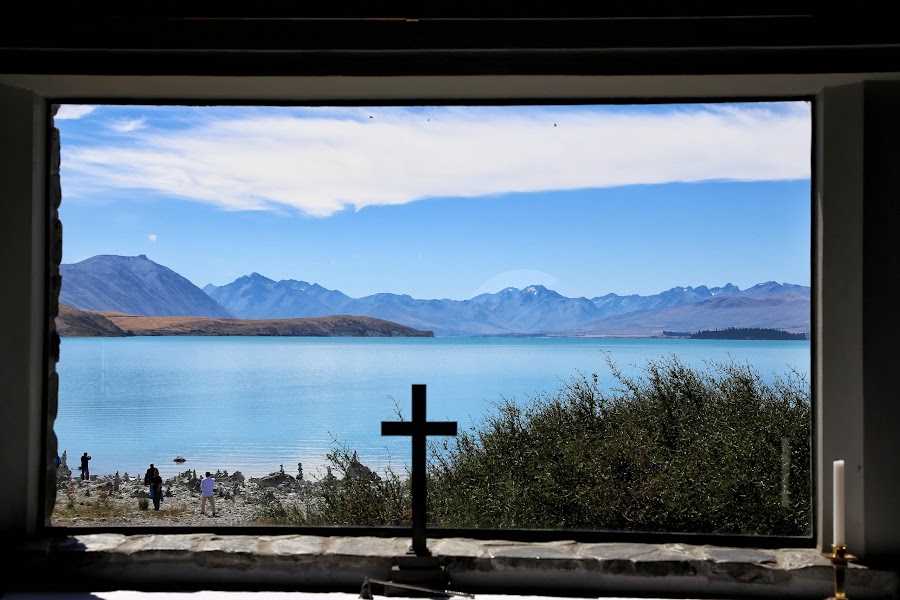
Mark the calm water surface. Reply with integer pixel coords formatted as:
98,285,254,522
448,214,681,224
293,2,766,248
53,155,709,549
55,337,810,480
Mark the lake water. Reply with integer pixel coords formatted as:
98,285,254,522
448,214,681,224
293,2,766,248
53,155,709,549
55,337,810,480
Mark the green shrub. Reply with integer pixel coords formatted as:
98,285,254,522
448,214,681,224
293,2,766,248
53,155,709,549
427,354,811,536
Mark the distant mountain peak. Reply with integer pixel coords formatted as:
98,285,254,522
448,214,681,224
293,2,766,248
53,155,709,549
523,284,561,298
233,272,276,285
77,253,149,263
60,254,233,318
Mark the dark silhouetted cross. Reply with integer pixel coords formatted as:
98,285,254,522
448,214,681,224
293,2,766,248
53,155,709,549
382,384,457,557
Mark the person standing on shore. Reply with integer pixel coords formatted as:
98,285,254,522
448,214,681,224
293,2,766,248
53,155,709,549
149,468,164,510
199,471,218,516
79,452,91,480
143,463,155,486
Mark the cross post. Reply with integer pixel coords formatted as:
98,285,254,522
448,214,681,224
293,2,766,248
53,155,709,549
382,384,457,557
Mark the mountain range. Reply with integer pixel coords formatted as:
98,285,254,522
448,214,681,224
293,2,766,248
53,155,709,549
59,255,810,337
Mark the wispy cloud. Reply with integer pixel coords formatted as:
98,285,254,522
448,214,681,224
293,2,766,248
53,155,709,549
110,118,146,133
58,103,811,217
55,105,98,120
147,234,157,243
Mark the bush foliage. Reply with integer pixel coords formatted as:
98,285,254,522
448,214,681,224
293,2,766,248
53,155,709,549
263,355,811,536
257,444,411,526
428,354,811,535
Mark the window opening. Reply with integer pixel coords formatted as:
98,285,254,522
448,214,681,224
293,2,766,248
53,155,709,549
49,100,813,543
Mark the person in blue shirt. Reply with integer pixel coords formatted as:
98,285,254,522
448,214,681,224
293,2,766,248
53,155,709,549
199,471,218,516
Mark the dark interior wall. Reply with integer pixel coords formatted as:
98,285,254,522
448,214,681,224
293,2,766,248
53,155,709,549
0,85,46,540
4,13,900,81
816,83,866,557
862,82,900,560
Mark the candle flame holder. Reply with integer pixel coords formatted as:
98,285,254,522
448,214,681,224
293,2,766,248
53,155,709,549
824,544,856,599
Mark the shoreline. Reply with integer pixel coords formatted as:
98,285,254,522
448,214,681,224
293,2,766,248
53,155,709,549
52,451,388,527
52,467,317,527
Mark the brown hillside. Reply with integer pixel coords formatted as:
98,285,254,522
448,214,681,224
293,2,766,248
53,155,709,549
56,304,128,337
99,313,434,337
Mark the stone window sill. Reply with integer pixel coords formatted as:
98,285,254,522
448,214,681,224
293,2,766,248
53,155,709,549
14,533,900,599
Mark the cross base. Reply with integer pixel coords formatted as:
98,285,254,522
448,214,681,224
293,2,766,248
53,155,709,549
384,555,448,597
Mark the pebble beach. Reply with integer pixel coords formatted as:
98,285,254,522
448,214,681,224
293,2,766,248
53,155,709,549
50,466,315,527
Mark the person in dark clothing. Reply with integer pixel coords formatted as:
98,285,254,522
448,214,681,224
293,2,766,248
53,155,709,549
149,468,164,510
143,463,155,486
79,452,91,480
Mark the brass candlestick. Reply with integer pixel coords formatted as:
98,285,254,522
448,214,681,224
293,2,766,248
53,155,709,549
825,544,855,600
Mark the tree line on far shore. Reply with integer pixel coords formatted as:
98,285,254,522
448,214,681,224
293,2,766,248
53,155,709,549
663,327,808,340
258,354,812,538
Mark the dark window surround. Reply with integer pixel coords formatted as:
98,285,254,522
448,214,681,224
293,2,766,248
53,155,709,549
8,11,900,573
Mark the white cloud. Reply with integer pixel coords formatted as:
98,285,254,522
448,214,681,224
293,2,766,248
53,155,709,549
110,118,146,133
59,103,812,217
55,105,98,120
147,234,157,242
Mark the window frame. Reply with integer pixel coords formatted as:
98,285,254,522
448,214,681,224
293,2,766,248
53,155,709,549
4,12,899,572
39,94,818,550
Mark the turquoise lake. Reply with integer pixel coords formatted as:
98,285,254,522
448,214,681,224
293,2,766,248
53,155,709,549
55,336,810,480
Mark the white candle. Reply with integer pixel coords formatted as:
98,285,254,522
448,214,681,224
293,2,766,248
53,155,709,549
833,459,845,547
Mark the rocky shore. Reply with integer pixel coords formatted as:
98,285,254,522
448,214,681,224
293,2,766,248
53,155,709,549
51,465,335,527
51,448,387,527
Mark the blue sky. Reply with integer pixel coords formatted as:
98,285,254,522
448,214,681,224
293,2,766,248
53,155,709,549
54,102,811,300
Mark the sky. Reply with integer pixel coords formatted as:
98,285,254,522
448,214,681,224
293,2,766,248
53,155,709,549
54,102,811,300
